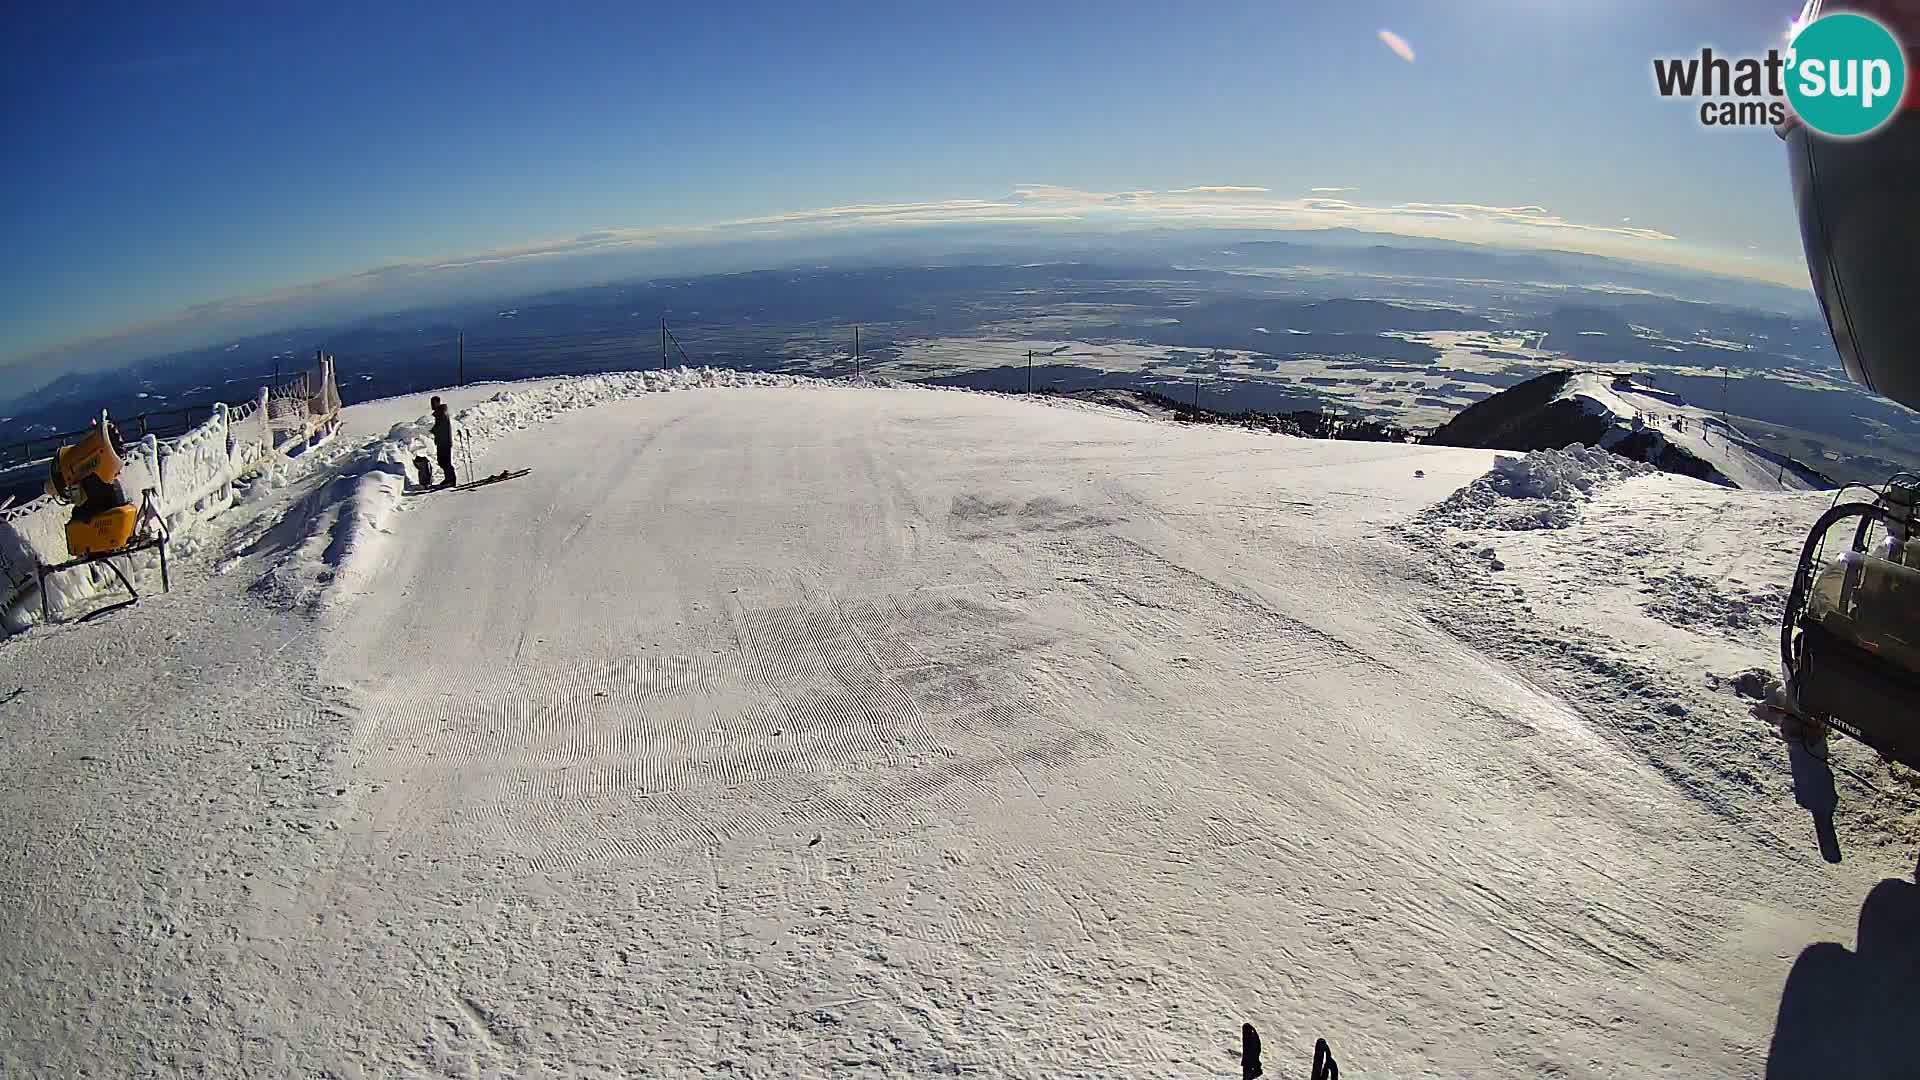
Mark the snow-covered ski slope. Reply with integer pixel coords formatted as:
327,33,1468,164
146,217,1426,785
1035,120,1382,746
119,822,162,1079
1555,372,1827,492
2,374,1915,1078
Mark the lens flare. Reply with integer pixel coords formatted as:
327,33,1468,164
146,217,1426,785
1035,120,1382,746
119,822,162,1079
1379,29,1416,64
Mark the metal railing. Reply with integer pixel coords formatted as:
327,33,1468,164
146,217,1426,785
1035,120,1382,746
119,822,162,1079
1,404,224,472
0,357,337,474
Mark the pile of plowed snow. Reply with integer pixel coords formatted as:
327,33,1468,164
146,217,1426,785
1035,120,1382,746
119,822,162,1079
1421,444,1655,530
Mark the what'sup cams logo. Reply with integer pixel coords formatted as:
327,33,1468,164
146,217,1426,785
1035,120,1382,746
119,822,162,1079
1655,9,1908,137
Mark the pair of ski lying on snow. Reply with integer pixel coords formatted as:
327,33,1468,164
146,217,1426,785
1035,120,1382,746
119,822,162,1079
404,466,530,495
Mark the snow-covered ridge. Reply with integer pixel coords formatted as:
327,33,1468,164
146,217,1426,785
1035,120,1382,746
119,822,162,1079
1429,369,1833,493
1553,372,1829,492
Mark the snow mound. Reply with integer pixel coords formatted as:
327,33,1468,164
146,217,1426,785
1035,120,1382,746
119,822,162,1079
249,368,808,613
1640,570,1785,638
247,467,406,611
1709,667,1781,701
1422,444,1655,531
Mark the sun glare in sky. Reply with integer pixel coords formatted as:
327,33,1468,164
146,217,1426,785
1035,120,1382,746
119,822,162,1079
1378,29,1417,64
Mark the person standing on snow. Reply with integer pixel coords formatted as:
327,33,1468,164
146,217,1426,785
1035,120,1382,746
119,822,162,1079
431,396,456,488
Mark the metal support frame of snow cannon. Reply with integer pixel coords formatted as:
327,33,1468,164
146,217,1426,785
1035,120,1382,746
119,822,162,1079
36,489,170,623
1780,491,1920,768
37,535,169,622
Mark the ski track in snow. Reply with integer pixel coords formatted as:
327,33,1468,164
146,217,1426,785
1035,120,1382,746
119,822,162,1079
1,376,1916,1078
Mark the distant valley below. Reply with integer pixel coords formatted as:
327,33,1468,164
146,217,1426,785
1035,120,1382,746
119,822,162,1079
7,234,1917,486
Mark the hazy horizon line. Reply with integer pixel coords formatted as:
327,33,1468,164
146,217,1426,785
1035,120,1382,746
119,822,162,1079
1,184,1811,393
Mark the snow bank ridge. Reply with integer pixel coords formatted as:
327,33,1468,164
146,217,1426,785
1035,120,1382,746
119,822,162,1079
1423,444,1655,531
252,367,809,613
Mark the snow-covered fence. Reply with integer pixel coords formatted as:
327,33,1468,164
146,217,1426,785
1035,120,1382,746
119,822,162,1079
227,387,274,473
267,354,342,453
0,498,63,616
267,374,310,444
0,353,343,630
154,407,236,535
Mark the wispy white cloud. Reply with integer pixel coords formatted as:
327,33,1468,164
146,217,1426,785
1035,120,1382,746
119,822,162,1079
151,189,1686,309
1008,184,1109,204
1015,189,1681,244
1164,185,1270,195
1311,186,1357,194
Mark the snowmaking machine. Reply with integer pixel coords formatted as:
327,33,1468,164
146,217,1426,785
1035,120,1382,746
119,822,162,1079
1779,478,1920,763
46,420,139,555
36,416,169,619
1775,5,1920,766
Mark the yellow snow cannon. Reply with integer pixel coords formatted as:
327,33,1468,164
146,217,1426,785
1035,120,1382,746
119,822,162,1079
45,421,138,557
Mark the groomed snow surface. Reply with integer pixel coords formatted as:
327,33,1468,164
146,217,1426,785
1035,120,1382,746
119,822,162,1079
2,372,1916,1078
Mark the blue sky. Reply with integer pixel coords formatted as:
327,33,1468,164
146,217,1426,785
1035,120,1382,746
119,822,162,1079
3,0,1809,376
